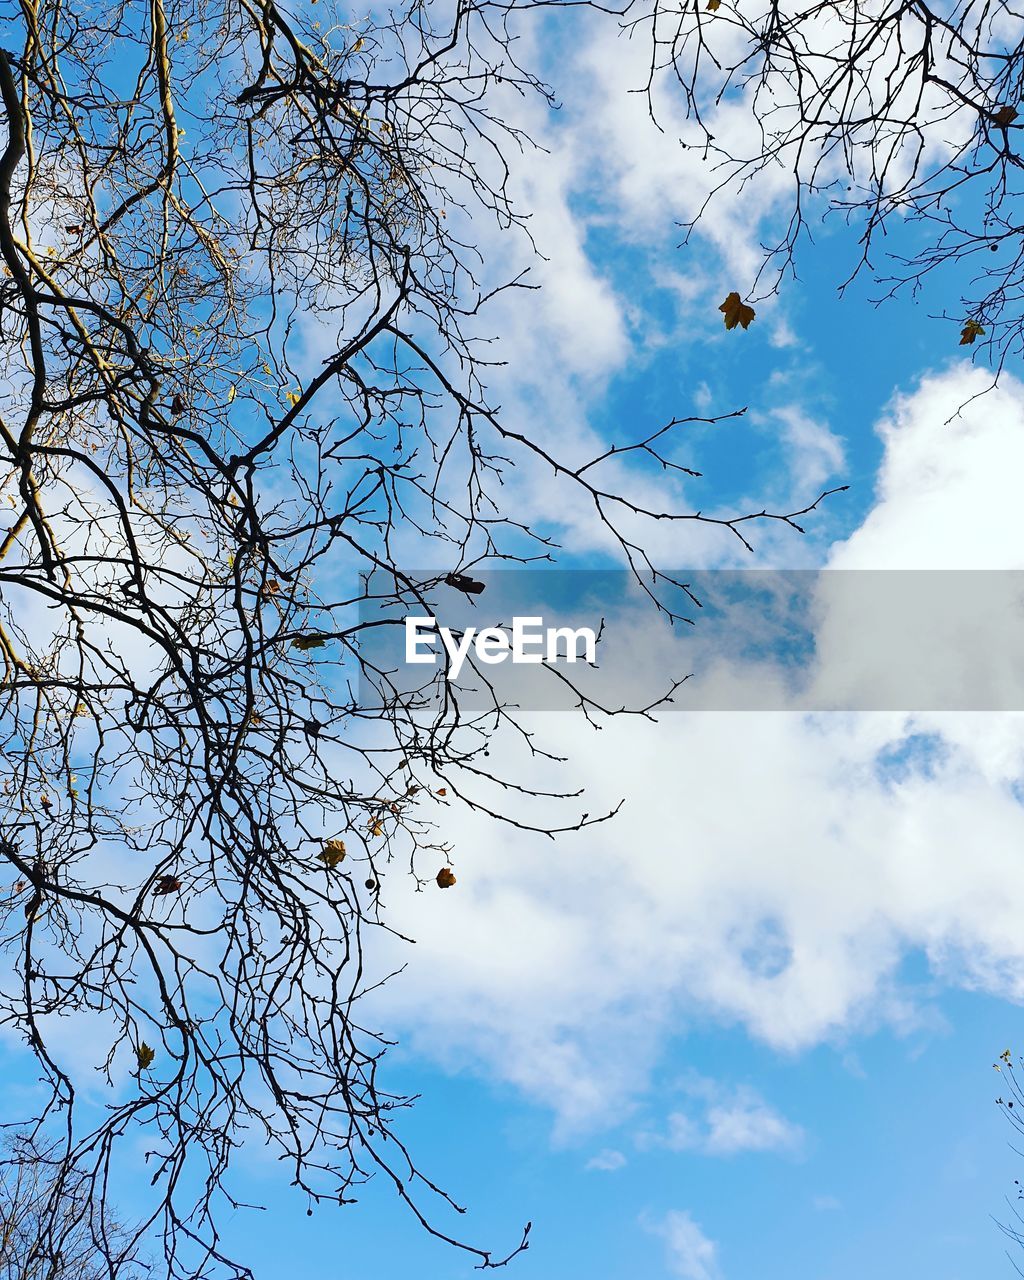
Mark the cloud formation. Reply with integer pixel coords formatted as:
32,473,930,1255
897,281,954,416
647,1210,722,1280
370,364,1024,1138
647,1078,804,1157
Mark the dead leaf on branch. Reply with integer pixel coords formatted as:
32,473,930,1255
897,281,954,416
992,104,1019,127
444,571,485,595
292,634,328,651
136,1043,156,1070
960,319,985,345
153,875,182,896
318,839,347,869
719,292,756,331
436,867,456,889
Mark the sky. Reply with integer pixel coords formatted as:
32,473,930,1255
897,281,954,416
202,11,1024,1278
8,5,1024,1279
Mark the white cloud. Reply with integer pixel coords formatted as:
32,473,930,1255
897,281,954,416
828,364,1024,571
647,1210,722,1280
585,1148,627,1172
771,405,846,493
365,362,1024,1138
651,1078,804,1157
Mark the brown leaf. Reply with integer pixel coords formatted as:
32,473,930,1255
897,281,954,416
719,291,756,331
444,571,485,595
292,634,327,651
993,105,1019,127
153,875,182,896
960,318,985,345
436,867,456,889
170,393,186,416
317,839,347,869
706,1,721,10
136,1042,156,1070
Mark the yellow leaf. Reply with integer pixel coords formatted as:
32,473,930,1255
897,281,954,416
285,389,302,406
227,384,236,404
718,291,756,331
353,36,364,51
369,820,384,837
318,838,347,868
136,1042,156,1070
960,318,985,345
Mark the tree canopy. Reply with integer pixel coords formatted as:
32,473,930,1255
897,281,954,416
0,0,843,1275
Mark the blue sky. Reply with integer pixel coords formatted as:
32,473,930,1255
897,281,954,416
218,17,1024,1269
8,6,1024,1280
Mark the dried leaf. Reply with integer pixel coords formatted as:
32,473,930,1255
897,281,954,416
153,875,182,896
707,1,721,10
292,634,327,651
136,1042,156,1070
436,867,456,889
444,571,485,595
718,291,756,331
170,393,186,416
318,839,347,869
960,319,985,345
993,105,1019,127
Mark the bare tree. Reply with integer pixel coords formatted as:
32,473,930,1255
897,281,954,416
635,0,1024,362
0,1,838,1276
0,1138,146,1280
